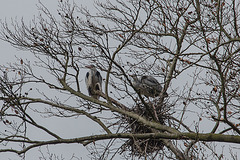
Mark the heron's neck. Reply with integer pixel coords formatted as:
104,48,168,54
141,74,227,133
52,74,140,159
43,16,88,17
91,68,97,74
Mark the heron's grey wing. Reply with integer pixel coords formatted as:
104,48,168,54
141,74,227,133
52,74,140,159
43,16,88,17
85,72,90,86
95,71,102,91
85,71,92,96
141,76,162,97
141,76,160,87
95,71,102,83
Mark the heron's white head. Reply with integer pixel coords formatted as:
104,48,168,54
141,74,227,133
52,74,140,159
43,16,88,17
129,74,139,82
129,74,141,88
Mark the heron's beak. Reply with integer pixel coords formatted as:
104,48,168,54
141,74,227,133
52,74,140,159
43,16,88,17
85,65,92,69
129,74,137,78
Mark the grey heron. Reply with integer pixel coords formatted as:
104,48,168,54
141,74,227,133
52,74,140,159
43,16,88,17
131,75,167,98
85,65,102,99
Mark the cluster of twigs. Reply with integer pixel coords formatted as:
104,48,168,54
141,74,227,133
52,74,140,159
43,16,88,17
120,98,170,156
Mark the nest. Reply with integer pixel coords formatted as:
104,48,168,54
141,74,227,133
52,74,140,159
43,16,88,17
120,98,170,156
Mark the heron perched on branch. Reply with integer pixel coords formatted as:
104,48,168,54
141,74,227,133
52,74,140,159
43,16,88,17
85,65,102,99
131,75,167,98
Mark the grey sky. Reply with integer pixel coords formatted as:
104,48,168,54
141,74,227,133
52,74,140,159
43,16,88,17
0,0,240,159
0,1,96,159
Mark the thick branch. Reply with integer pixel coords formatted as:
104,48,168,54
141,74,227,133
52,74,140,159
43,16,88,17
1,131,240,155
59,78,180,134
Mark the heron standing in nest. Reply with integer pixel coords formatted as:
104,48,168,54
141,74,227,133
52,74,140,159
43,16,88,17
131,75,167,98
85,65,102,99
131,74,168,121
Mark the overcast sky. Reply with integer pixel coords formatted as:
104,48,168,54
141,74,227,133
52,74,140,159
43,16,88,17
0,1,97,159
1,1,240,160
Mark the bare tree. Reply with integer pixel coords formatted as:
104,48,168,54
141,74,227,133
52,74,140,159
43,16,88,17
0,0,240,159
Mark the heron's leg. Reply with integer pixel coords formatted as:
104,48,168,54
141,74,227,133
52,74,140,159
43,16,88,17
152,104,159,121
147,97,159,122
